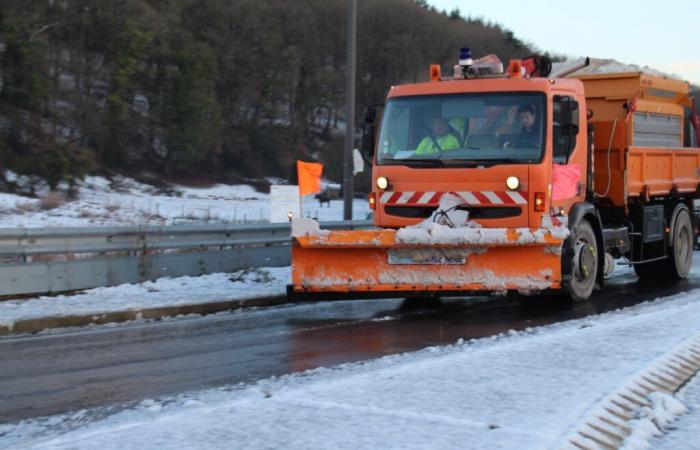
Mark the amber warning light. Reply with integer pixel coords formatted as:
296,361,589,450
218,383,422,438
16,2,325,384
534,192,545,211
369,192,377,210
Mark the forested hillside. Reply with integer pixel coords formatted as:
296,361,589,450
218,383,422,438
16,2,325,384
0,0,534,191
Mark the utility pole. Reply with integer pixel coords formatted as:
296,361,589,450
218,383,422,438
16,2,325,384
343,0,357,221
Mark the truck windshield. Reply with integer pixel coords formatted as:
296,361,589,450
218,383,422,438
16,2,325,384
376,92,545,167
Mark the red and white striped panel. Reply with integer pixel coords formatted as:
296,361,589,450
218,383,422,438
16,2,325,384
379,191,528,206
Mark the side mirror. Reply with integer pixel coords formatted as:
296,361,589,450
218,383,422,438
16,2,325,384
553,95,580,163
558,97,580,136
362,122,376,157
361,104,383,159
364,105,377,124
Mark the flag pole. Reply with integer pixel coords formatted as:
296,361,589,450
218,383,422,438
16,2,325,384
343,0,357,221
299,188,303,218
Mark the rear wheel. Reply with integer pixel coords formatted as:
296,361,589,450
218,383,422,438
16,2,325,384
568,220,598,303
665,208,693,279
634,208,693,280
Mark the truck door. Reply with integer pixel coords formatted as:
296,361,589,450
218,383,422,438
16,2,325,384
551,94,587,211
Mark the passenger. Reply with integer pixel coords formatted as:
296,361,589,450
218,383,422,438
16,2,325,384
415,117,460,154
503,104,541,148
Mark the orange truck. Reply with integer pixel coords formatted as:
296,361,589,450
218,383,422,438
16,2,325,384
289,52,700,303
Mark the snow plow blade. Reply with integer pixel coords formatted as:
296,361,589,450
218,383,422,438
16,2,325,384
289,225,566,301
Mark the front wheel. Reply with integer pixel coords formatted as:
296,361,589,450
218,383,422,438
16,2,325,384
568,220,598,303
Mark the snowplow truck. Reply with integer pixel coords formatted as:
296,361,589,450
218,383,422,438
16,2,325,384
289,53,700,302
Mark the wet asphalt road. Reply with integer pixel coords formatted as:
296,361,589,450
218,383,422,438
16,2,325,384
1,256,700,423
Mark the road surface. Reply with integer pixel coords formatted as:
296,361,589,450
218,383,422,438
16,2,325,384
1,258,699,423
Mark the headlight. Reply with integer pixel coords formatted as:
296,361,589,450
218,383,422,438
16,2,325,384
506,176,519,190
376,176,389,190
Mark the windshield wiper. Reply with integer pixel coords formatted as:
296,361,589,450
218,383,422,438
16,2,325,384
385,158,444,167
440,157,532,168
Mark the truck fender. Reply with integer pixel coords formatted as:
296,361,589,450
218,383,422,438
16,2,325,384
562,202,605,289
667,202,691,247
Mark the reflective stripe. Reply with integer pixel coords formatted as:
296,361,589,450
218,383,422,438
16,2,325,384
396,192,413,204
380,191,529,206
506,191,527,204
495,191,515,204
407,192,423,204
388,192,403,203
472,191,491,204
457,192,480,205
418,192,435,204
483,191,504,204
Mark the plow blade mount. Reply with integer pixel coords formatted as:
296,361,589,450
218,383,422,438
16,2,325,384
289,227,565,300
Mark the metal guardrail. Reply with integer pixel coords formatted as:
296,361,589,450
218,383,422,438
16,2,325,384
0,220,373,297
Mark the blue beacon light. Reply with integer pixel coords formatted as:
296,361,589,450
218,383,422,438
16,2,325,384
459,47,473,65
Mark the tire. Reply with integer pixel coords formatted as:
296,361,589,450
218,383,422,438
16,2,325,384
568,220,599,303
665,208,693,279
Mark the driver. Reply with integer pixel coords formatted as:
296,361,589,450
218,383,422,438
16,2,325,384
415,117,460,154
503,104,541,148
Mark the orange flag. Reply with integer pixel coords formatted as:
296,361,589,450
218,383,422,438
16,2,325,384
297,160,323,197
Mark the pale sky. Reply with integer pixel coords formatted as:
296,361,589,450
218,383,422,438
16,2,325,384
427,0,700,85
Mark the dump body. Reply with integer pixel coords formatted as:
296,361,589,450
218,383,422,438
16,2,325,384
575,72,699,206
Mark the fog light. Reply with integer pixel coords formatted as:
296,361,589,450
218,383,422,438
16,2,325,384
376,176,389,190
506,176,519,190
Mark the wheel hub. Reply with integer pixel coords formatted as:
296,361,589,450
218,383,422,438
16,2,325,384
574,241,596,280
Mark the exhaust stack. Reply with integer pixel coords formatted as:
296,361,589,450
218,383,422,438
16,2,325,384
550,57,591,78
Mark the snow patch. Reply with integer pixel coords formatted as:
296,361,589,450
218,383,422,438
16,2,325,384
621,392,687,450
395,194,568,245
291,218,329,237
553,58,683,80
396,224,509,245
0,267,291,328
0,174,370,227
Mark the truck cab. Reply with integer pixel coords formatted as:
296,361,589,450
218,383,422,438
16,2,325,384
368,77,587,233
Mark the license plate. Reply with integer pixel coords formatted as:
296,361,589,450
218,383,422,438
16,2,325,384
388,249,467,265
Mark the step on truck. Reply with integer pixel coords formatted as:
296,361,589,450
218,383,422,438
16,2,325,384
289,51,700,302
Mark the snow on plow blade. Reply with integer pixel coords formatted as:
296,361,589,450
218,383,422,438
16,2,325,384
289,223,567,300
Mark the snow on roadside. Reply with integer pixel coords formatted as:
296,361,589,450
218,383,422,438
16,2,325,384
0,174,370,227
3,287,700,449
0,267,290,330
651,374,700,450
620,391,688,450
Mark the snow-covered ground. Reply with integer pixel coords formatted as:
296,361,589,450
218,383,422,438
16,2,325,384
0,267,290,331
652,374,700,449
0,174,370,227
1,278,700,449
